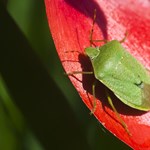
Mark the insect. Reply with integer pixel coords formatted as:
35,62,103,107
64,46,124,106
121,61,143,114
67,9,150,134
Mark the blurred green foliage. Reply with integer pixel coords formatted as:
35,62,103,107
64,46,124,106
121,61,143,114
0,0,132,149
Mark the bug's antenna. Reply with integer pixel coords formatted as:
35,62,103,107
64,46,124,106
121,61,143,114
89,9,97,46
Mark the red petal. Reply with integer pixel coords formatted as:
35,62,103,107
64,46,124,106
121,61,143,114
45,0,150,149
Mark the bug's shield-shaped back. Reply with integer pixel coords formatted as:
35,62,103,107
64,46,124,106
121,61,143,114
88,40,150,111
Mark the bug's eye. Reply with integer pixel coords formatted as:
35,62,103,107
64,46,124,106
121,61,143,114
85,47,99,59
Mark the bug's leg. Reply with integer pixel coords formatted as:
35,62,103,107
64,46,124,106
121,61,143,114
90,80,97,115
89,9,97,46
65,71,93,76
120,32,129,43
105,89,131,136
89,9,108,45
66,71,97,115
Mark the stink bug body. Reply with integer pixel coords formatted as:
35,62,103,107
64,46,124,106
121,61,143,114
85,40,150,111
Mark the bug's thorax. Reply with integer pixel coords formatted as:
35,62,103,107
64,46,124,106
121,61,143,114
89,40,123,79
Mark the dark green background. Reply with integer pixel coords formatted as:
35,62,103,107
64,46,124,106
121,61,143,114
0,0,132,149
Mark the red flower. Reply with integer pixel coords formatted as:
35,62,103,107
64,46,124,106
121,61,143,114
45,0,150,149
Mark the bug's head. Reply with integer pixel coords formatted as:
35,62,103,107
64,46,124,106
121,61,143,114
85,47,100,60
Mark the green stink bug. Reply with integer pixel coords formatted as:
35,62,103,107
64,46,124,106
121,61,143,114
85,40,150,111
67,10,150,134
84,9,150,111
85,39,150,111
